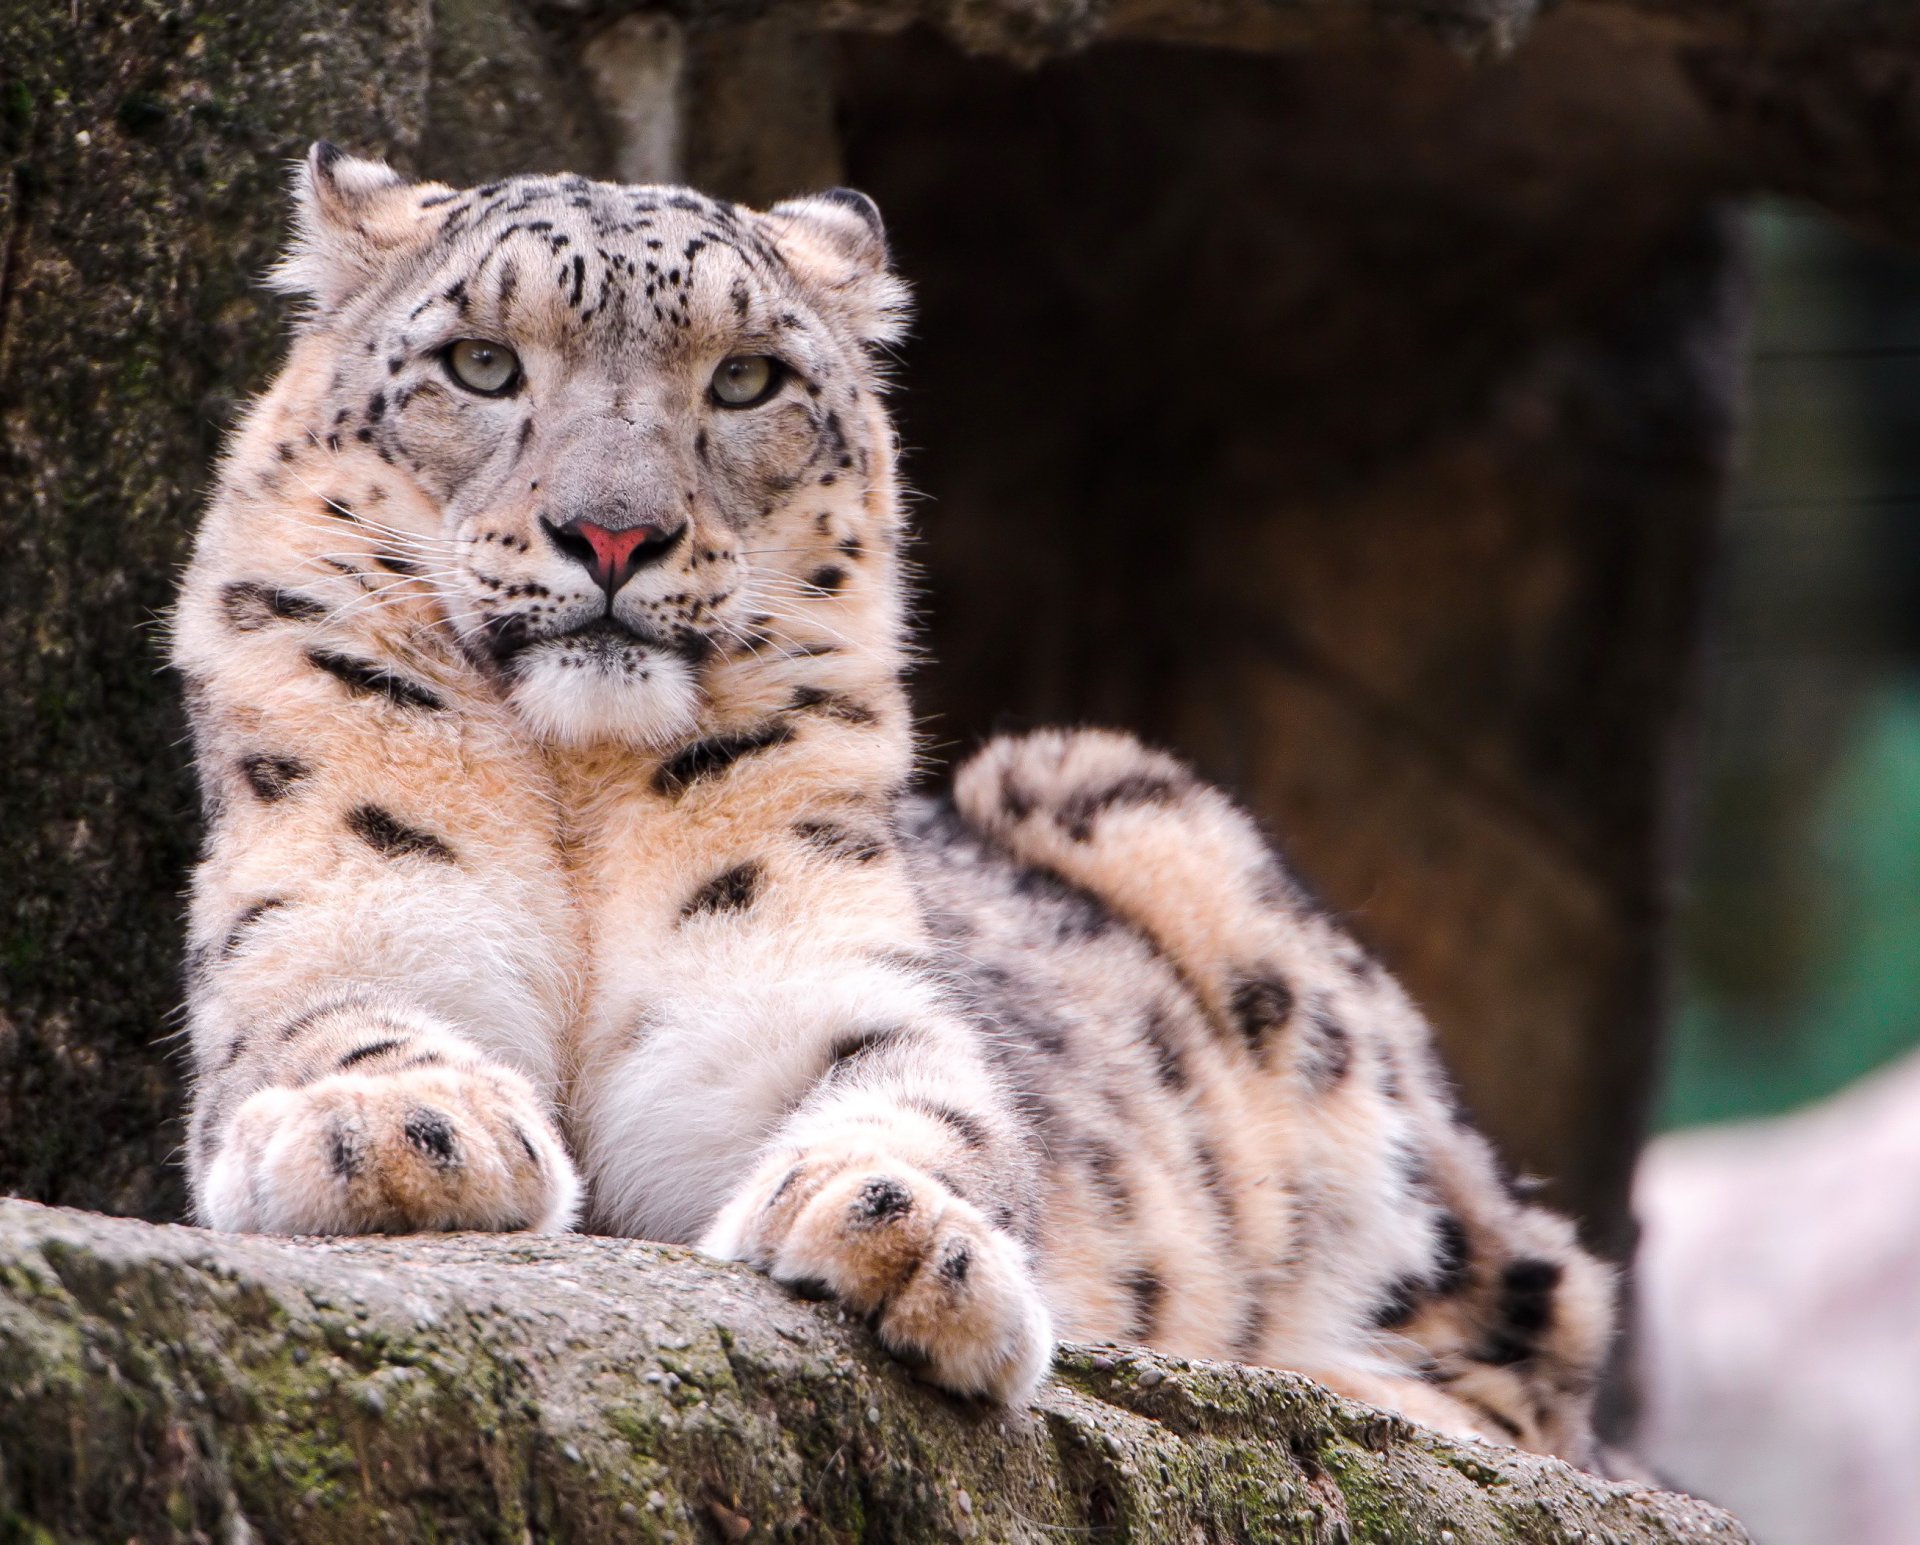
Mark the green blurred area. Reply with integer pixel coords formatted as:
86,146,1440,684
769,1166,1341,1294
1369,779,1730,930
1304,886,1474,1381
1662,204,1920,1129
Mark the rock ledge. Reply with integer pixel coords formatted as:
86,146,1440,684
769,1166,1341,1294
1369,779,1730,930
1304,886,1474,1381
0,1200,1745,1541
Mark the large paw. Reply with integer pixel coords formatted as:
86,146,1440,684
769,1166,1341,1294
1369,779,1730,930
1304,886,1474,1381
701,1144,1053,1403
203,1059,580,1235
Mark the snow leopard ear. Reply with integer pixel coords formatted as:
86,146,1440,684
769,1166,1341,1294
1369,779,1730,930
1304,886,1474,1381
269,142,450,316
762,188,911,347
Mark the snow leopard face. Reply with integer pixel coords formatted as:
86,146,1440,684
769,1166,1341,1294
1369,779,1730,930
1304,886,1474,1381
274,146,907,748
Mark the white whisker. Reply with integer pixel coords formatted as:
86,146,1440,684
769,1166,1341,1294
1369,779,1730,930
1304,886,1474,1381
739,604,883,663
277,465,469,554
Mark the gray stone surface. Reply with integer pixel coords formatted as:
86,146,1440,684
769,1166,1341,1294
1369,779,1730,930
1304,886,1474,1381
0,1199,1750,1542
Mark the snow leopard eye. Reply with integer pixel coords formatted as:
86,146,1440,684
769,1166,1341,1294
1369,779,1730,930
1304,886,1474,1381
445,339,521,396
710,354,784,408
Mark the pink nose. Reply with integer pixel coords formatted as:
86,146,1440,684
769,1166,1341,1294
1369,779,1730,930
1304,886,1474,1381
542,516,685,596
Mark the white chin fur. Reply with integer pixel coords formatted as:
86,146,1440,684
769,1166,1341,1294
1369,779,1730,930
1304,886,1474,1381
507,645,700,749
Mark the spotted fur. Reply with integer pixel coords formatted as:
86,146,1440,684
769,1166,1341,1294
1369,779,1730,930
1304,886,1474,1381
171,145,1611,1455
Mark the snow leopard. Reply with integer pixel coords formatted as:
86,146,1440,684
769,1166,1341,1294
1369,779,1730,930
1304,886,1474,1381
170,143,1613,1464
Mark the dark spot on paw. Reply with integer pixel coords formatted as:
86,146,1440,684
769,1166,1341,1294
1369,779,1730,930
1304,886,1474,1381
785,1276,835,1302
854,1176,913,1224
326,1119,366,1179
403,1107,458,1166
937,1241,972,1285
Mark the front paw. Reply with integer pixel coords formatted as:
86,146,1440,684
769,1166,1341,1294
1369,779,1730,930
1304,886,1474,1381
701,1146,1053,1403
203,1059,580,1235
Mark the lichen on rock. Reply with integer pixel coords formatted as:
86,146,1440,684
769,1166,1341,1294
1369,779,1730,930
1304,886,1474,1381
0,1200,1746,1541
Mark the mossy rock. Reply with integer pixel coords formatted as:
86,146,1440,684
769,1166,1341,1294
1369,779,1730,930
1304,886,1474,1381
0,1200,1746,1541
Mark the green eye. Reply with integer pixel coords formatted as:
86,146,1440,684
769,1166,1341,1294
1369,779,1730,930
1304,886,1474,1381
445,338,520,395
710,354,783,408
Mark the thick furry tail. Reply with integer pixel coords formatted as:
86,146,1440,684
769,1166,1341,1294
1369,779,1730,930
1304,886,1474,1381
953,727,1614,1463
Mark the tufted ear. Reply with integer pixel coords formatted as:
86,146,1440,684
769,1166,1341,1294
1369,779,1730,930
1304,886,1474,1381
762,188,911,347
268,142,450,316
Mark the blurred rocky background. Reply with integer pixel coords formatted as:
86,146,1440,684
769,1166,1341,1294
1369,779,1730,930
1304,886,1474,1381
1635,203,1920,1545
